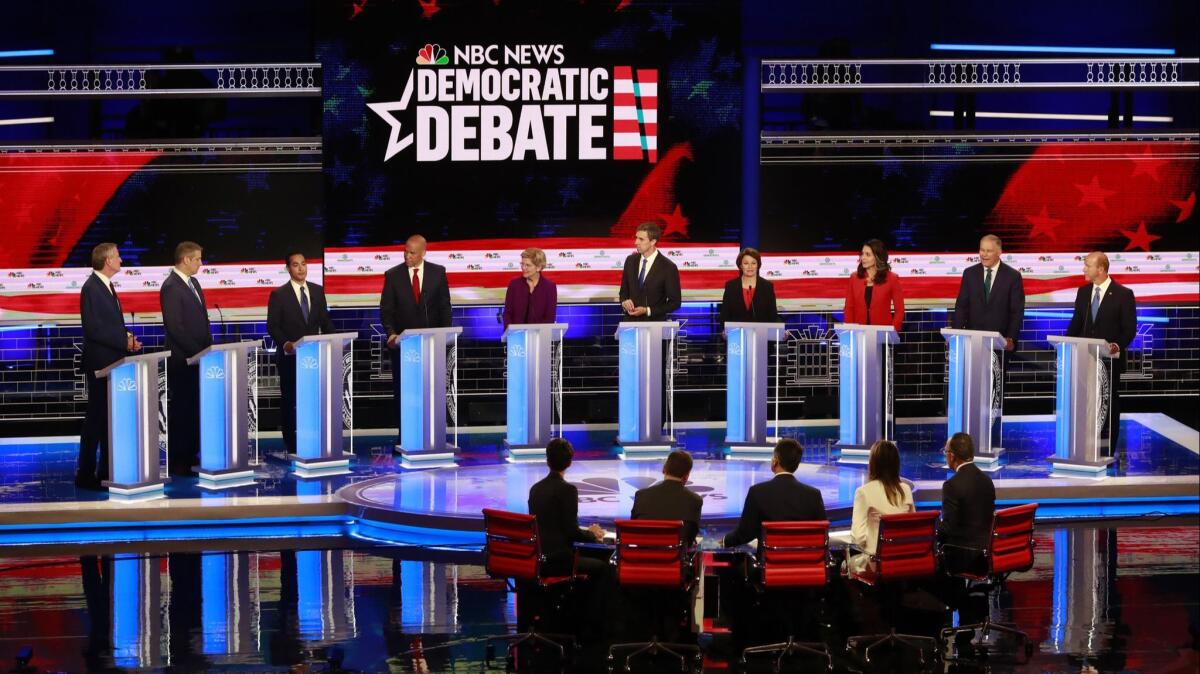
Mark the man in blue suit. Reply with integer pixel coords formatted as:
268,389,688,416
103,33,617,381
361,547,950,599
78,243,142,490
159,241,213,476
952,234,1026,351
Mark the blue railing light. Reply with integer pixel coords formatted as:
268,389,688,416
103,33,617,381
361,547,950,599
930,43,1176,56
0,49,55,59
1024,310,1169,324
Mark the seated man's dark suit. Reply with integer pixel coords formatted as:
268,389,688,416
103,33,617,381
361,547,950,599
160,270,213,475
528,472,599,576
952,262,1026,343
631,479,704,544
79,273,132,483
723,473,827,548
938,461,996,573
267,281,335,453
1066,279,1136,451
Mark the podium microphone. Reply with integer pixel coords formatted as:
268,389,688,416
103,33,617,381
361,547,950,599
215,303,227,342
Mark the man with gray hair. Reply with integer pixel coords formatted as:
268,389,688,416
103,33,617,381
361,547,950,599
1066,251,1136,452
952,234,1026,351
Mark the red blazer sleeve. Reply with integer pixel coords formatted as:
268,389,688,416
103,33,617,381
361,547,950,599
843,274,862,323
889,271,906,331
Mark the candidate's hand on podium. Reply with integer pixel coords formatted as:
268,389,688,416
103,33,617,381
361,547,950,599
1004,338,1015,352
587,523,605,541
627,306,649,317
283,341,296,355
1108,342,1120,356
387,334,399,349
127,334,142,352
621,299,636,315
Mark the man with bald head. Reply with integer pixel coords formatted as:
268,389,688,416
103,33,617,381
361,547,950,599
953,234,1026,351
380,235,454,439
1067,251,1136,452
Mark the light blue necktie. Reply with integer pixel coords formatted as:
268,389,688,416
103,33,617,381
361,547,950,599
638,257,647,288
300,285,310,322
1091,286,1101,321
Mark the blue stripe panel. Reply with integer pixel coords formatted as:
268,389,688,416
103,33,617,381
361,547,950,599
296,550,325,640
0,49,55,58
1054,342,1072,459
946,335,964,436
112,553,142,667
1050,528,1068,648
617,328,641,443
109,362,141,485
202,553,229,654
295,341,323,459
506,330,529,445
930,43,1175,55
838,331,857,445
199,351,229,470
726,328,747,442
400,334,426,451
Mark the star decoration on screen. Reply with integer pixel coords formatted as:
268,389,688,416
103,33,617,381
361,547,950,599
418,0,441,20
1120,221,1161,251
659,204,689,238
1129,146,1167,182
1074,176,1117,210
1170,192,1196,223
366,71,415,161
1025,206,1063,242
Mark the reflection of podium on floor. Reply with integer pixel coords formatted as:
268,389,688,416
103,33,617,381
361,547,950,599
616,321,678,459
503,323,567,461
289,332,358,477
395,326,463,468
1047,335,1116,476
834,323,898,463
188,340,261,488
942,328,1006,464
724,321,785,458
96,351,171,496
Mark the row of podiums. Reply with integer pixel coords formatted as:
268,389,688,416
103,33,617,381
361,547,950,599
96,322,1118,494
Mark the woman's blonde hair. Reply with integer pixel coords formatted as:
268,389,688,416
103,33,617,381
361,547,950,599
521,247,547,270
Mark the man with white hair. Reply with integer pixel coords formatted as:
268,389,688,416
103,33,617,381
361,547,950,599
952,234,1026,351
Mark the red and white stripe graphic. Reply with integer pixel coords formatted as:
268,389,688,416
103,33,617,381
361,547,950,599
612,66,657,163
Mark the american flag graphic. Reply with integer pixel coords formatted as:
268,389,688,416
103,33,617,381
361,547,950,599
612,66,658,163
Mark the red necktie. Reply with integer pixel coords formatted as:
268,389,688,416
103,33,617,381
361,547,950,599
411,267,421,304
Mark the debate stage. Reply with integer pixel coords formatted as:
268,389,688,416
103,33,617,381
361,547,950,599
2,413,1196,548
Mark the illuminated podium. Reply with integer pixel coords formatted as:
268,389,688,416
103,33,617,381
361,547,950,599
1047,335,1116,476
724,321,785,457
96,351,171,496
835,323,898,462
616,320,679,458
396,326,463,467
942,328,1007,463
502,323,567,461
289,332,358,477
188,340,261,487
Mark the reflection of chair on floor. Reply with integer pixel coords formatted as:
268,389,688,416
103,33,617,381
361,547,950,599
940,503,1038,663
481,508,580,668
607,519,702,673
740,520,834,673
845,510,943,666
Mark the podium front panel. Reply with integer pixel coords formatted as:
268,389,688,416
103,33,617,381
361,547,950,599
199,350,233,470
108,362,144,485
837,330,859,446
725,328,749,442
617,327,644,443
295,340,331,460
506,329,531,445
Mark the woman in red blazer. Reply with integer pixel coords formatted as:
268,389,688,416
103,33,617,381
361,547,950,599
844,239,905,331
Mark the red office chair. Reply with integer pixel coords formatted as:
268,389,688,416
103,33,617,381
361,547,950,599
845,510,943,665
607,519,702,673
481,508,580,667
940,503,1038,662
740,520,834,673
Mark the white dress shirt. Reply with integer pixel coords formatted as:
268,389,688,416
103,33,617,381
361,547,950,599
638,249,658,315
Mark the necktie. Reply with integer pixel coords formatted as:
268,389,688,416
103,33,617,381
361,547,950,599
299,285,310,322
109,282,120,307
1091,286,1101,321
638,257,647,288
189,277,204,307
412,267,421,304
983,267,993,301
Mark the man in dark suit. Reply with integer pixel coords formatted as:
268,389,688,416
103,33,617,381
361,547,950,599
1066,251,1137,453
379,235,454,439
952,234,1026,351
723,438,826,547
267,252,336,454
619,222,682,321
527,438,606,576
631,450,704,544
159,241,213,476
78,243,142,490
938,432,996,574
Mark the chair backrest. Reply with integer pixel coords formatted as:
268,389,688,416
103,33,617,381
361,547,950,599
989,503,1038,575
613,519,688,588
758,520,830,589
874,510,940,582
482,508,541,583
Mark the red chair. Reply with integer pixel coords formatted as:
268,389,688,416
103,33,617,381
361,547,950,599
481,508,580,667
940,503,1038,662
845,510,942,665
740,521,834,673
607,519,702,673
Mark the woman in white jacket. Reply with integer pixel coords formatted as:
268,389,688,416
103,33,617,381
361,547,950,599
848,440,914,572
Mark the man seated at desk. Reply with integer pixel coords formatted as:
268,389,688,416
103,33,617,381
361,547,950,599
722,439,826,548
631,450,703,544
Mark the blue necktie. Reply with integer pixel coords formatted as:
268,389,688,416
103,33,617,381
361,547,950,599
638,257,647,288
1090,286,1101,322
300,285,310,322
189,277,204,307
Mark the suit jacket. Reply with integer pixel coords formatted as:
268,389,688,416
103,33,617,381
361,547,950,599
528,472,594,564
844,271,905,332
502,276,557,327
723,473,826,548
1066,279,1136,373
159,270,212,362
952,262,1026,342
380,262,453,338
631,479,704,544
937,462,996,550
850,480,915,554
80,273,131,374
618,251,681,320
267,281,335,352
718,276,779,325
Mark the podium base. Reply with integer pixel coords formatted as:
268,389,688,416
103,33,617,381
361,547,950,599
197,467,258,490
104,479,168,496
836,445,872,464
727,442,775,460
396,445,459,470
288,454,351,478
974,447,1005,465
617,440,675,461
1049,456,1114,478
503,442,548,463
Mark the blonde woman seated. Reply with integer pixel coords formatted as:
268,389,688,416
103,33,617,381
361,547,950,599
846,440,914,573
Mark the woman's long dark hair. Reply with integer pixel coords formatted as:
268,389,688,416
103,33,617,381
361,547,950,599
868,440,904,507
855,238,890,285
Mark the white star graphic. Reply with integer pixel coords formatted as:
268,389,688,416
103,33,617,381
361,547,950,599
366,70,415,161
